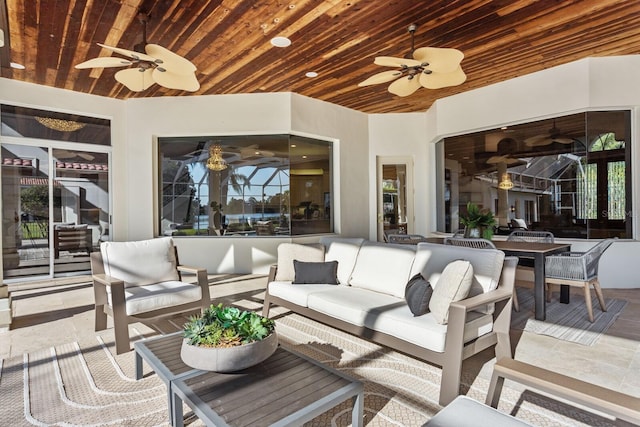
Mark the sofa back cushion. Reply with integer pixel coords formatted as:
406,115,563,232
319,236,365,284
100,237,179,288
275,243,325,281
411,242,504,299
349,241,416,298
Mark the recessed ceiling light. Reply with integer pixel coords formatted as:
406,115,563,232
290,144,297,148
305,71,318,78
270,36,291,47
302,155,307,159
10,62,25,70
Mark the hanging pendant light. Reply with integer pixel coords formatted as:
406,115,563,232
498,172,514,190
206,144,227,171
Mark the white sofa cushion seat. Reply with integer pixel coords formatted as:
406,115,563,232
267,281,341,307
319,236,365,284
109,280,203,316
349,241,416,298
307,286,493,353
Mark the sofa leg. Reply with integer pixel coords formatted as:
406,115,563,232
94,305,107,331
439,357,463,406
113,318,131,355
262,294,272,317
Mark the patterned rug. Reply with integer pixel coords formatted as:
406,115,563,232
511,288,628,346
0,303,632,426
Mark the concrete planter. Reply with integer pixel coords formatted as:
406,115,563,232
180,332,278,372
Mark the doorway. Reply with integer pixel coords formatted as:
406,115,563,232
376,156,414,242
1,143,110,281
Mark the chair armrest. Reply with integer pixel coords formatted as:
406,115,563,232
268,264,277,283
551,251,586,257
92,273,125,289
177,264,206,275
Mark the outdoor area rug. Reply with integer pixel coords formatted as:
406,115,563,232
511,287,628,346
0,300,632,426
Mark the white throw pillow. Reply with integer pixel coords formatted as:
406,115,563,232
275,243,325,281
429,260,474,324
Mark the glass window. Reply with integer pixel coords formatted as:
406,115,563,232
158,134,333,237
1,104,111,145
437,111,631,239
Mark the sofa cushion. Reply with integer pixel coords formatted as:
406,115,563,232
107,280,202,316
101,237,179,288
267,281,341,307
429,260,474,324
405,273,432,316
307,286,493,353
275,243,325,281
293,260,339,284
349,241,416,298
319,237,365,284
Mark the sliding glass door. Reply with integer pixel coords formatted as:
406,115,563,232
1,143,110,280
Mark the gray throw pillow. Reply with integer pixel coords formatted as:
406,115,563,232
405,273,433,316
293,260,339,285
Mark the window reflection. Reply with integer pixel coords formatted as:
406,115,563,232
438,111,631,239
158,135,333,237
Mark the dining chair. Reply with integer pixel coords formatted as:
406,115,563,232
506,230,556,311
444,237,520,311
444,237,496,249
544,238,615,322
388,234,428,244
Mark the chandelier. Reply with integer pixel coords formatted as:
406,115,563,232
206,144,227,171
35,117,86,132
498,172,514,190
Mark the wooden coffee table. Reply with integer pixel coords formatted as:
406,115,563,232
135,332,364,427
171,346,364,427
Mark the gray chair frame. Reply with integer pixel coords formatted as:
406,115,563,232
444,237,496,249
387,234,429,243
545,238,615,322
90,247,211,354
507,230,555,243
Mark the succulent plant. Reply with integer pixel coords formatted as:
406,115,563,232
183,303,275,348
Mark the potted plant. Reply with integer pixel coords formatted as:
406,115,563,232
181,303,277,372
460,201,496,239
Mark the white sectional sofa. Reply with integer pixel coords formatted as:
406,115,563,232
262,236,518,406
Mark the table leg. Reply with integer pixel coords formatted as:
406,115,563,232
352,390,364,427
560,285,570,304
534,253,546,321
135,352,143,380
171,386,183,427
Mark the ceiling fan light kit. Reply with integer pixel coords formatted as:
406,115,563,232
359,24,466,97
74,13,199,93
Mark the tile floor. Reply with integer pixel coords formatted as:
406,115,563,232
3,275,640,404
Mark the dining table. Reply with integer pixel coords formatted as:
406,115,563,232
492,240,571,321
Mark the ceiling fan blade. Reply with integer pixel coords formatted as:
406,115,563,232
413,47,464,73
152,68,200,92
525,135,551,147
552,137,575,144
419,66,467,89
115,68,155,91
374,56,421,68
358,70,403,86
97,43,157,63
75,57,133,69
145,44,197,74
388,75,421,97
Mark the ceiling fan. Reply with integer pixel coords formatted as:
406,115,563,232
75,13,199,92
358,24,466,97
524,120,576,147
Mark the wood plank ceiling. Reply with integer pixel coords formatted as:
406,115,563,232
1,0,639,114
